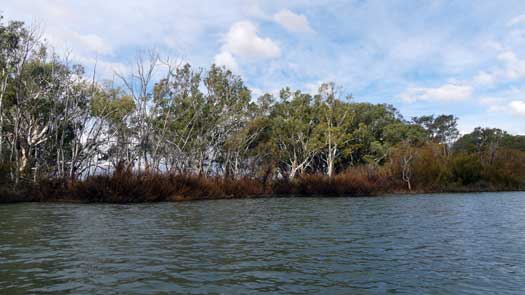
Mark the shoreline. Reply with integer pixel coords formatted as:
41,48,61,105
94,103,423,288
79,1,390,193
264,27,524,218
2,166,523,204
2,187,522,205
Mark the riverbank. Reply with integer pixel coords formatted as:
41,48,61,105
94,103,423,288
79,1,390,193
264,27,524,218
1,167,522,204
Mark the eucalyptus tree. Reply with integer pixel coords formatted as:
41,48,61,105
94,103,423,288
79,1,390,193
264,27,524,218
200,64,252,176
151,63,203,173
150,63,252,176
0,16,114,183
453,127,508,165
65,76,108,180
11,52,98,183
5,31,53,184
314,83,354,177
384,122,427,191
222,108,264,178
116,50,161,171
0,17,27,159
0,17,38,183
146,57,184,171
90,82,136,173
412,114,459,155
268,88,320,179
333,103,402,166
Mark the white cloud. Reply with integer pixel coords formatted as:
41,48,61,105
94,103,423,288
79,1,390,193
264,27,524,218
399,83,472,102
214,51,240,73
498,51,525,80
222,21,281,60
72,54,130,78
510,100,525,116
480,97,498,105
250,87,264,98
303,78,337,94
507,14,525,27
46,31,113,55
468,50,525,87
473,71,495,86
497,51,517,63
273,9,313,33
478,94,525,118
483,40,504,51
304,81,322,94
480,97,507,112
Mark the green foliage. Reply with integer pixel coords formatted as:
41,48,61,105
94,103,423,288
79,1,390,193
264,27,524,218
91,90,136,122
454,127,525,153
1,15,525,201
383,122,426,146
450,154,483,185
413,114,459,144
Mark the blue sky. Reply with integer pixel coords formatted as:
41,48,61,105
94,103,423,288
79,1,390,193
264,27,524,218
3,0,525,134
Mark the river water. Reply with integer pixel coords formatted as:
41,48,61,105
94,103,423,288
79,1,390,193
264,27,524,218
1,192,524,294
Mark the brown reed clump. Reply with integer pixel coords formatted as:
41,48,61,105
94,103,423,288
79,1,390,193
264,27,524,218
37,163,270,203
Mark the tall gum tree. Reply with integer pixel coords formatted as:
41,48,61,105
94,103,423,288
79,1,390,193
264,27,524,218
269,88,320,179
314,83,354,178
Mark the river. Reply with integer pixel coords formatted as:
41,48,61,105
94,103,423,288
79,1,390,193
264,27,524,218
1,192,524,294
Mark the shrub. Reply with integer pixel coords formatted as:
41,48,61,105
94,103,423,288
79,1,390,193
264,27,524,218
450,154,483,185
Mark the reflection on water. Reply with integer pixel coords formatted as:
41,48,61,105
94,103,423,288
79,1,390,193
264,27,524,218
1,192,525,294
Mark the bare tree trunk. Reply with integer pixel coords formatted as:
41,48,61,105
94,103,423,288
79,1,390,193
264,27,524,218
401,152,413,191
327,144,337,178
33,148,38,183
289,158,299,179
0,71,7,158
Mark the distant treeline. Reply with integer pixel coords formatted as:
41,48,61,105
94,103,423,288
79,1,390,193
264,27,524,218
1,17,524,202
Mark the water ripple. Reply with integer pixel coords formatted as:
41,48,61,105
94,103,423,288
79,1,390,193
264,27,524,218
1,192,525,294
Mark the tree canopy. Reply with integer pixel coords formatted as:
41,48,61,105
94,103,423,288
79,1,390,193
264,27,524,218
1,16,524,195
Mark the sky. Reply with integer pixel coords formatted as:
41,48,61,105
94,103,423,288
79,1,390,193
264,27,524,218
3,0,525,134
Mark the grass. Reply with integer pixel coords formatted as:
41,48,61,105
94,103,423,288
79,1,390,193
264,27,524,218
2,165,395,203
1,163,523,204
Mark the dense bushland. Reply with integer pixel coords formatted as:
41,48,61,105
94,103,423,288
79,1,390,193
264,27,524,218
1,16,524,203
